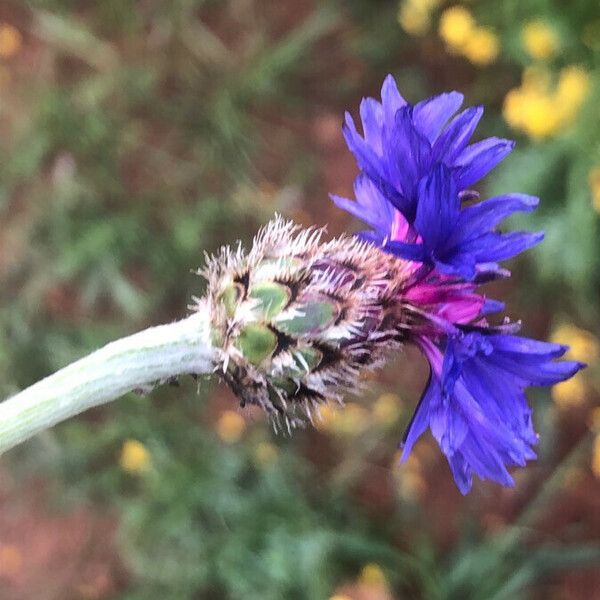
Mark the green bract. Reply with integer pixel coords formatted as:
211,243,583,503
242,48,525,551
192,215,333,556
201,217,409,431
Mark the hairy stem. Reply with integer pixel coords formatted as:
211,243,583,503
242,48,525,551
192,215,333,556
0,308,216,455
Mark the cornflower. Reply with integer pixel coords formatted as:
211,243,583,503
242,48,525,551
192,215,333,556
333,75,582,492
0,75,583,495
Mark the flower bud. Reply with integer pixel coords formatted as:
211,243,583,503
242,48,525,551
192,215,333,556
200,217,410,431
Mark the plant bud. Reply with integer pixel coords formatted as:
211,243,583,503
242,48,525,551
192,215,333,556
199,217,411,431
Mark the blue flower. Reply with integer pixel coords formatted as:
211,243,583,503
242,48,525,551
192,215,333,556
331,74,585,494
342,74,513,222
402,332,584,494
386,164,544,280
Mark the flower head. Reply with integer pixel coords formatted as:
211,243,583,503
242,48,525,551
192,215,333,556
331,75,583,493
336,75,514,274
462,27,499,66
120,439,152,474
522,20,559,60
202,216,411,432
209,76,583,494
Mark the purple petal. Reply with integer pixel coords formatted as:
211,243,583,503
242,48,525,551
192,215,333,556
359,97,384,154
447,194,539,248
415,164,460,251
457,231,544,263
433,106,483,164
401,372,437,460
385,240,428,262
382,107,432,215
381,74,407,131
413,91,464,143
454,137,515,189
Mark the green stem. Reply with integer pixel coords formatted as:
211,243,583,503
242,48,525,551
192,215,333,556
0,308,216,455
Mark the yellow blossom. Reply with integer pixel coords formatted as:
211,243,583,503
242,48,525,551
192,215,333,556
556,65,590,115
0,23,22,59
462,27,499,66
358,563,388,590
522,21,559,60
551,323,599,363
329,596,352,600
416,0,441,9
359,563,388,588
551,375,587,408
592,434,600,478
502,86,559,140
439,6,475,49
398,2,430,37
372,393,402,424
392,449,427,500
216,410,246,443
588,167,600,213
253,441,278,466
503,66,589,140
316,403,339,431
119,439,151,474
317,402,370,435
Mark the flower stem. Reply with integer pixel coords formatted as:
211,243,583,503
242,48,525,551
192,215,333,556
0,308,216,455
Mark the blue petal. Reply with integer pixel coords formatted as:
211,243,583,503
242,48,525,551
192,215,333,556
330,173,395,235
457,231,544,263
343,112,406,208
359,97,384,153
405,330,585,493
384,107,432,215
401,372,437,460
356,229,385,245
385,240,429,262
489,335,568,359
433,106,483,164
433,255,477,281
445,194,539,249
482,299,505,315
381,74,407,131
413,91,464,143
454,137,515,189
415,164,459,251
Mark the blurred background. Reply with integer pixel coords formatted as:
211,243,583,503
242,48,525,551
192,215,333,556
0,1,599,598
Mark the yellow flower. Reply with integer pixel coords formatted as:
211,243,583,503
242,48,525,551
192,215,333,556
551,375,587,408
551,323,599,363
119,439,151,474
521,93,561,140
589,167,600,213
416,0,441,8
392,449,427,500
592,434,600,478
398,2,430,37
253,441,278,466
317,402,370,435
556,65,590,115
372,392,402,424
329,596,352,600
359,563,388,588
503,66,589,140
522,21,559,60
439,6,475,49
462,27,499,66
216,410,246,443
0,23,22,59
